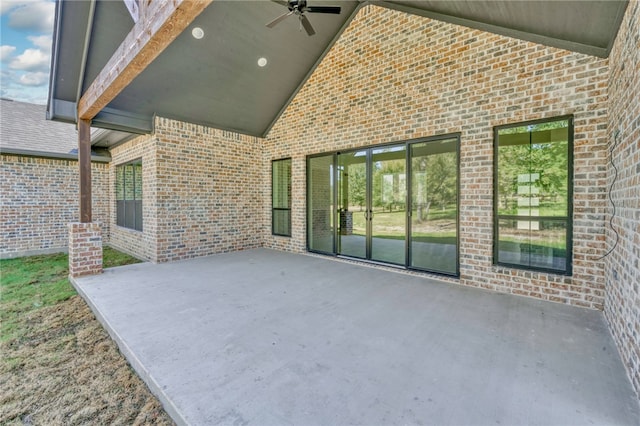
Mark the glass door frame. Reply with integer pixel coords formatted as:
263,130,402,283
306,134,461,277
368,143,408,266
406,134,461,277
306,152,337,255
336,148,371,260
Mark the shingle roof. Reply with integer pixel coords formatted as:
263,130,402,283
1,98,79,155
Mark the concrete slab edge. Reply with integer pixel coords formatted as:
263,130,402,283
69,275,188,426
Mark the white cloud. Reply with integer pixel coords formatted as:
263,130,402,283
0,69,47,104
0,1,22,15
9,47,49,72
0,1,54,103
19,71,48,86
6,1,55,34
0,45,17,62
28,35,52,53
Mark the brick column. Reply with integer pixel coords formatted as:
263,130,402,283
68,222,103,277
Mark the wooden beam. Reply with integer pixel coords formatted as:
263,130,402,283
78,119,92,223
78,0,212,120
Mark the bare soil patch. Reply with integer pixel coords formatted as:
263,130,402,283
0,294,175,425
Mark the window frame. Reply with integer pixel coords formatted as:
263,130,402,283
115,158,143,232
272,157,292,237
493,115,574,275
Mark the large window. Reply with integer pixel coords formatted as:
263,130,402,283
272,158,291,236
116,160,143,231
494,117,572,274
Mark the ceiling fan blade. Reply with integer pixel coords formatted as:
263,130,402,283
266,11,293,28
306,6,341,14
271,0,290,7
300,14,316,36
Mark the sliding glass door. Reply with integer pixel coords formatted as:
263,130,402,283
308,154,335,254
337,150,367,259
335,144,406,265
409,137,458,275
370,145,406,265
307,135,458,276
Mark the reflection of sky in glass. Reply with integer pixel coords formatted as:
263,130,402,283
373,146,405,155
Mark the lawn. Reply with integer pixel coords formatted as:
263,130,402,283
351,208,457,240
0,247,174,425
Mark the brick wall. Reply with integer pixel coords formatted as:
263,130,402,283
68,222,103,277
0,155,110,258
605,0,640,397
153,118,263,262
110,134,158,261
110,118,263,262
264,5,610,309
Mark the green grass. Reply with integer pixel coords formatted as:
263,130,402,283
497,203,568,217
350,209,457,239
102,246,143,269
0,247,141,342
0,247,173,425
374,235,457,244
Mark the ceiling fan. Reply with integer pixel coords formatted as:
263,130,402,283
266,0,342,36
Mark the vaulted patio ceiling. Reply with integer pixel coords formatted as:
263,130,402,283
47,0,628,141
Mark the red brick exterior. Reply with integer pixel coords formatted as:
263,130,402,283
0,155,109,258
605,0,640,397
265,5,609,309
109,134,158,261
108,118,263,262
68,222,103,277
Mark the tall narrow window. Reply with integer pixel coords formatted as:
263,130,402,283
116,159,143,231
494,117,572,274
272,158,291,236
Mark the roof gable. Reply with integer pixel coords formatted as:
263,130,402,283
47,0,628,140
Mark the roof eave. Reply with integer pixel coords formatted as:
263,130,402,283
46,0,64,121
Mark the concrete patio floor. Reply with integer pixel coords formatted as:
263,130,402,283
72,248,639,426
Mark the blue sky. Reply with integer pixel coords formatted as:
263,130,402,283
1,0,55,105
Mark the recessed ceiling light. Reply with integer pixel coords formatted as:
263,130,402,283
192,27,204,39
257,57,268,67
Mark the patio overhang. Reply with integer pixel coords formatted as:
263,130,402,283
47,0,628,142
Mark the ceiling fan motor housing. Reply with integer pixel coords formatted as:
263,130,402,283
267,0,341,36
289,0,308,12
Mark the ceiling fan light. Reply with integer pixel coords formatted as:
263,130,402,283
258,57,268,67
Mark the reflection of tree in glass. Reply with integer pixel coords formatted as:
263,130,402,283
347,164,366,211
372,160,405,209
412,152,457,222
497,120,569,216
